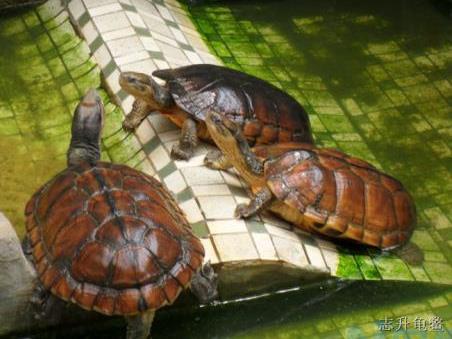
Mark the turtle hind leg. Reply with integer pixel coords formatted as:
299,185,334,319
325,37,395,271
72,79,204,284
190,262,219,304
29,282,64,324
235,187,273,219
393,242,424,266
171,118,198,160
123,99,153,132
204,149,232,170
125,310,155,339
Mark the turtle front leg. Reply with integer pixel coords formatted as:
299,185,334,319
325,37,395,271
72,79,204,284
171,118,198,160
190,262,219,304
123,99,153,132
204,149,232,170
125,310,155,339
235,187,273,218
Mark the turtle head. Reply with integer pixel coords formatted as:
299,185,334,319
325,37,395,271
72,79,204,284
119,72,172,108
206,112,264,185
67,88,104,167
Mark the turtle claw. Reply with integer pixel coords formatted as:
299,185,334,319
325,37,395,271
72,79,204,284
122,118,138,132
204,150,230,170
234,204,253,219
171,143,193,160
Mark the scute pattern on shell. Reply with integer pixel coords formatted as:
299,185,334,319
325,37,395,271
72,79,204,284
153,64,313,145
25,162,204,316
265,148,415,249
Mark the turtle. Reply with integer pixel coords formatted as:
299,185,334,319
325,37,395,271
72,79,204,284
118,64,313,165
205,111,423,264
23,89,218,339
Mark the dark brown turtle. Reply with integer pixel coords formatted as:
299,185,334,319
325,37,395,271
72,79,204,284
205,112,422,264
119,64,313,165
23,89,218,339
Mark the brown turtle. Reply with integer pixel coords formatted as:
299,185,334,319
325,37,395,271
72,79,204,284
205,112,422,263
118,64,313,165
23,89,218,339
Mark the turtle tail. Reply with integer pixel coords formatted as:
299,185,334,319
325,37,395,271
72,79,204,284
67,89,104,167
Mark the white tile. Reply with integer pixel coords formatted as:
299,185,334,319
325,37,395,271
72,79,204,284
213,233,259,262
140,159,155,177
119,58,156,74
191,184,230,196
154,59,170,69
135,119,155,144
93,12,130,33
163,170,187,194
157,41,188,61
179,199,203,223
107,36,144,57
140,36,161,52
144,16,172,37
197,196,236,219
272,236,309,267
126,11,147,28
68,0,86,20
149,144,171,171
121,95,135,115
221,171,243,188
119,0,132,4
92,44,113,68
83,0,117,8
252,232,278,260
181,166,225,186
207,219,247,234
116,51,149,66
133,0,159,16
170,27,188,44
148,114,178,133
304,243,326,268
80,21,99,45
88,3,122,17
103,27,136,41
184,50,203,64
106,69,121,94
155,4,174,21
265,224,299,241
174,154,205,169
200,238,219,264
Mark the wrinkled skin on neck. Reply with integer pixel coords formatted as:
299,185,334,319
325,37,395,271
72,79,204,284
205,112,266,187
119,71,173,110
67,89,104,167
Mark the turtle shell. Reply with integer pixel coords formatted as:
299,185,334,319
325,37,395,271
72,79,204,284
264,148,416,249
153,64,313,145
25,162,204,316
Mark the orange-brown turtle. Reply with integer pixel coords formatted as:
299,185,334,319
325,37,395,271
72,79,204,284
119,64,313,164
23,89,218,339
205,112,421,263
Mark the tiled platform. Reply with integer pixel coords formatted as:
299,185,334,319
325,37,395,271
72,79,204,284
60,0,450,288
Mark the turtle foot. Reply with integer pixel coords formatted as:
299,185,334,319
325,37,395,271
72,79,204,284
234,203,254,219
204,150,231,170
171,143,193,160
122,118,139,132
190,262,219,304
